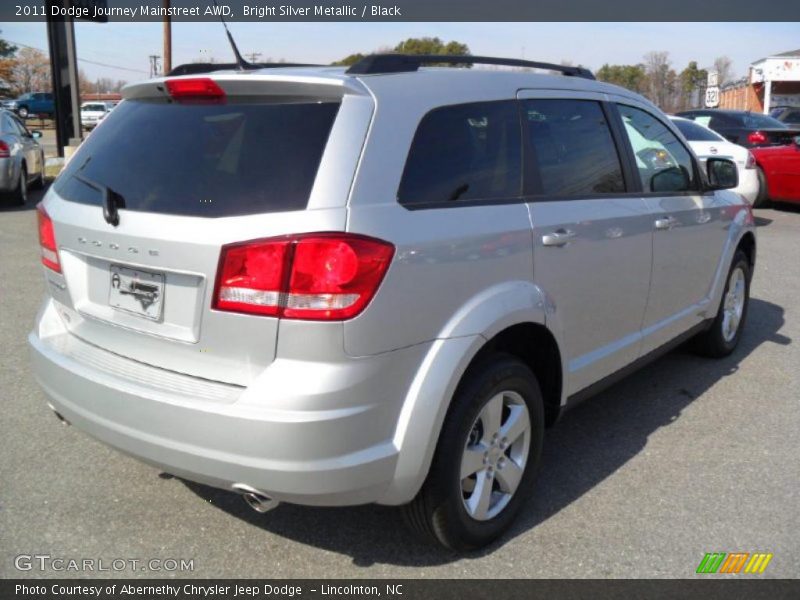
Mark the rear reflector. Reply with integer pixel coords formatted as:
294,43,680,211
214,233,394,321
165,77,226,102
747,131,767,145
37,205,61,273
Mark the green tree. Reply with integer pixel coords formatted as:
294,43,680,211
679,61,708,110
331,53,366,67
393,37,470,56
595,63,648,94
332,37,471,68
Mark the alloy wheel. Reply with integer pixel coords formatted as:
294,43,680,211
460,391,531,521
722,266,746,342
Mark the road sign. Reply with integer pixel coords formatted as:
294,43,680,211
705,86,720,108
708,71,719,87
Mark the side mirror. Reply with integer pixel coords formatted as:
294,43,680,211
706,157,738,190
651,166,690,193
30,130,42,139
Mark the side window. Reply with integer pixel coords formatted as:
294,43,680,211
522,99,625,197
398,100,521,206
618,104,698,194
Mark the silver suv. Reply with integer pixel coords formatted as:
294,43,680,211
29,55,755,550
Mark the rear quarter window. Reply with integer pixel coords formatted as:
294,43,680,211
397,100,522,206
55,98,340,217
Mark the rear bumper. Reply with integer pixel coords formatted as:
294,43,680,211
29,299,430,507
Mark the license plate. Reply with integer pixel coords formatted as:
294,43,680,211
108,265,165,321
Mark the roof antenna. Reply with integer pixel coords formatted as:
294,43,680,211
213,0,253,71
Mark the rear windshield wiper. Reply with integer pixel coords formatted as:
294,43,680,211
71,171,126,227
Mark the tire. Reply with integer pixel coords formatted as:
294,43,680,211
10,165,28,206
753,167,769,208
402,354,545,551
17,106,28,119
693,250,751,358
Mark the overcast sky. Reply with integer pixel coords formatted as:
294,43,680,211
1,21,798,83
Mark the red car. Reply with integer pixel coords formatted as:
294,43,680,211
752,136,800,205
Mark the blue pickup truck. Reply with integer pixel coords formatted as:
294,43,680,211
1,92,55,119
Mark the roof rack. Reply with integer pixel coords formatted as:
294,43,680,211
345,54,595,80
167,62,320,77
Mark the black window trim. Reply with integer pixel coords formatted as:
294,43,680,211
398,96,707,212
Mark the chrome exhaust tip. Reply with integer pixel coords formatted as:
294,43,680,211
47,402,70,426
232,483,280,513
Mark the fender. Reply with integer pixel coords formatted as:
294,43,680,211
704,200,756,319
377,280,565,505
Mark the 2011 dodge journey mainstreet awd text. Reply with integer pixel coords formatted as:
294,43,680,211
29,54,756,550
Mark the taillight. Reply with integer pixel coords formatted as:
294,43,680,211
165,77,226,103
37,205,61,273
747,131,767,145
214,233,394,321
745,151,756,169
0,141,10,158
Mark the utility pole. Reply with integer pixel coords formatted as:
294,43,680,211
246,52,262,63
162,0,172,74
148,55,161,77
46,0,108,156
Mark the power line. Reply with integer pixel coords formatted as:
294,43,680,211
7,39,150,75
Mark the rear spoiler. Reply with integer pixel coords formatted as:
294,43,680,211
122,73,369,102
168,62,320,76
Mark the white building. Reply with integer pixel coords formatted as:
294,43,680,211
750,49,800,113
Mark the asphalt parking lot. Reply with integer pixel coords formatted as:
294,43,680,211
1,188,798,579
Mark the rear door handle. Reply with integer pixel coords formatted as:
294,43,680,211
542,229,576,247
654,216,678,230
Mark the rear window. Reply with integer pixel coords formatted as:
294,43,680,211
82,104,107,112
742,113,786,129
55,98,340,217
672,119,724,142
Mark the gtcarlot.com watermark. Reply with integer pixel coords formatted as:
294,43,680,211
14,554,194,573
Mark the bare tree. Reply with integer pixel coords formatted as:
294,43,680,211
92,77,128,93
713,56,734,85
643,51,673,109
11,47,50,94
77,68,93,96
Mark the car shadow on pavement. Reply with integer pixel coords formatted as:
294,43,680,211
0,183,50,212
772,201,800,214
181,297,788,566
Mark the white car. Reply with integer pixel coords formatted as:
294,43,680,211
670,116,759,205
80,102,111,130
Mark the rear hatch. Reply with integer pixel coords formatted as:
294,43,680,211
41,71,371,385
